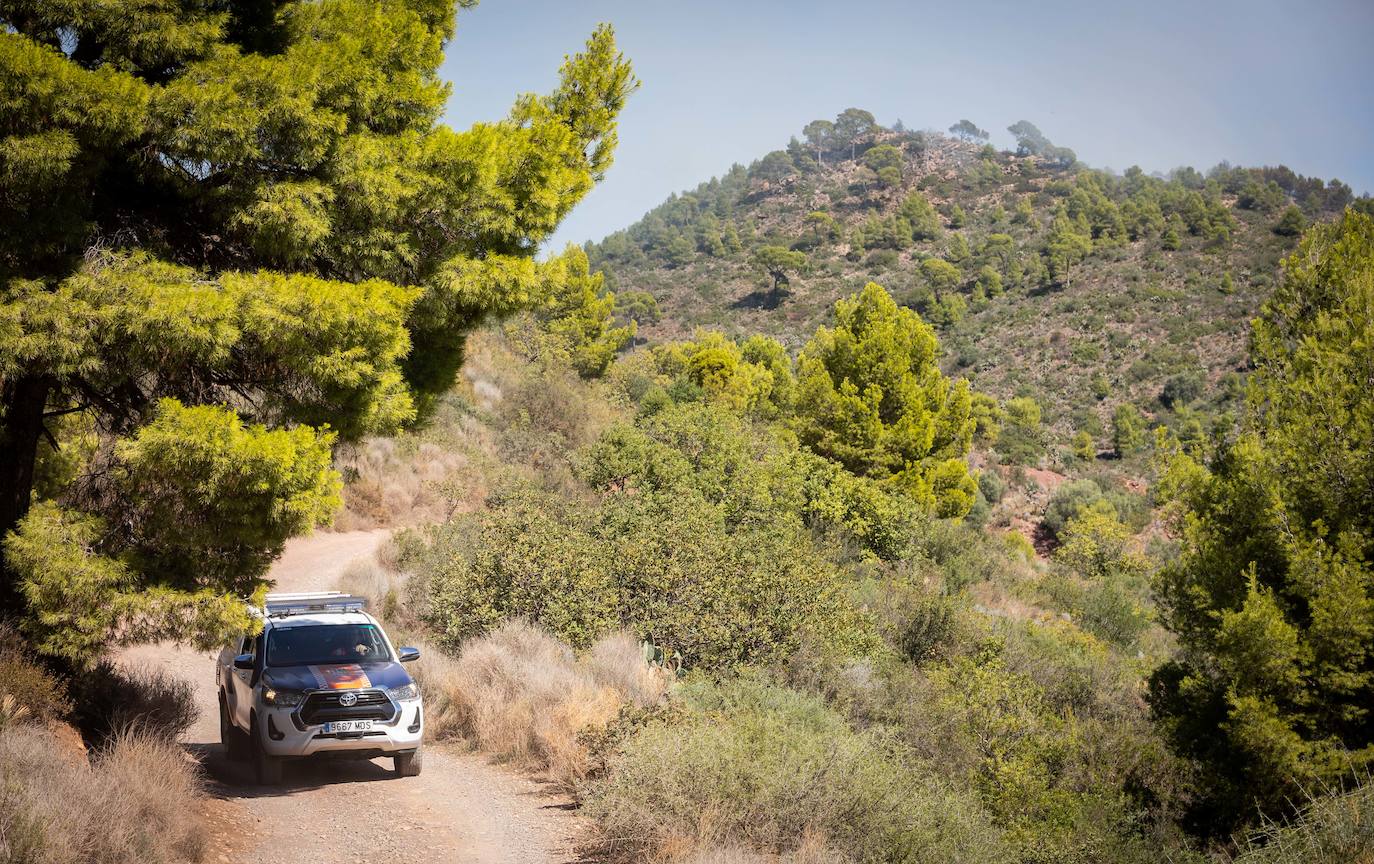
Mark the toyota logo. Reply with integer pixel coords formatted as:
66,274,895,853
338,692,358,707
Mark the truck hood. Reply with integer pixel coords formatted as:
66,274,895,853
262,661,412,692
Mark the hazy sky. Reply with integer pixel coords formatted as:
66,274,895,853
439,0,1374,250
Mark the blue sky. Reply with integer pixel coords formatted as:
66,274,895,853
439,0,1374,250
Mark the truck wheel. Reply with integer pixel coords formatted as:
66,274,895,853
251,716,283,786
394,748,422,777
218,692,248,762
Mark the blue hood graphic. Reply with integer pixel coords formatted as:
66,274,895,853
262,661,412,692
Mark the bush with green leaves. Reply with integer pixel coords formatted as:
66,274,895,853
1045,512,1153,648
533,246,635,378
894,650,1193,864
586,675,1010,864
1041,479,1116,541
423,487,620,651
422,480,875,669
649,331,796,419
577,401,804,530
997,396,1045,465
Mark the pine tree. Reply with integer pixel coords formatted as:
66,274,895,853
1151,210,1374,833
537,247,635,378
1112,404,1147,457
1072,430,1096,462
0,2,635,662
794,283,975,517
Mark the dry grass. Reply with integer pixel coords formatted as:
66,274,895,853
335,435,475,530
0,624,72,724
0,724,207,863
584,632,671,708
651,830,844,864
412,620,668,788
71,661,197,746
405,637,465,739
1233,780,1374,864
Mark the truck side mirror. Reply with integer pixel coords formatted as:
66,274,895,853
398,646,421,663
233,653,255,670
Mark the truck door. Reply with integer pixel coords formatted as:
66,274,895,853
230,632,261,729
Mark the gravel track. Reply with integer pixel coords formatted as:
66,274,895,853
118,530,587,864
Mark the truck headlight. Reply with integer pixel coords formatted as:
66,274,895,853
387,682,420,702
262,682,303,707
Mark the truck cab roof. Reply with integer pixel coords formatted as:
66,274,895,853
266,611,376,629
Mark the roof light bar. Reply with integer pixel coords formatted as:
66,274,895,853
263,591,368,618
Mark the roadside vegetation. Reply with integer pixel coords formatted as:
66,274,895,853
332,205,1374,863
0,631,206,863
4,1,1373,863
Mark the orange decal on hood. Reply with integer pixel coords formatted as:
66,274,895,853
308,664,371,690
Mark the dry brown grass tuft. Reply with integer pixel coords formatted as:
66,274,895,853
405,637,464,739
652,833,844,864
584,632,670,708
413,621,667,788
0,724,207,863
0,623,72,724
335,436,474,530
337,537,431,631
71,661,197,746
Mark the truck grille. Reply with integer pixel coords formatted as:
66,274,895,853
298,690,395,726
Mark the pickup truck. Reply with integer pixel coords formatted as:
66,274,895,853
216,592,424,785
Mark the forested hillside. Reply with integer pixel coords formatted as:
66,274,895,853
587,111,1366,443
4,3,1373,863
345,204,1374,862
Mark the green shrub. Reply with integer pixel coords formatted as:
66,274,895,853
1041,479,1114,541
894,592,967,667
425,488,620,651
1000,619,1134,717
586,676,1009,864
978,469,1007,504
997,396,1045,465
910,519,1011,593
900,654,1184,864
1045,513,1153,648
425,486,876,669
1159,372,1204,408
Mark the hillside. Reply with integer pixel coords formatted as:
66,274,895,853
587,115,1362,441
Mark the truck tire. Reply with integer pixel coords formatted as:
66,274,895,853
218,692,248,762
251,715,283,785
394,748,422,777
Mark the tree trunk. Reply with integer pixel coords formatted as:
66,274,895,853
0,374,50,615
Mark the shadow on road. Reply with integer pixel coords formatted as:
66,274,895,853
186,741,404,799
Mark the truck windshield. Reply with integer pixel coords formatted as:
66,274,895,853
266,624,392,667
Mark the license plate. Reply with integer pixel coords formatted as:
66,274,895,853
323,720,373,733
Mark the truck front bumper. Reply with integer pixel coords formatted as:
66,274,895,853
257,699,423,758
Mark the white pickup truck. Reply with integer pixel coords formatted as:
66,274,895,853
216,592,424,785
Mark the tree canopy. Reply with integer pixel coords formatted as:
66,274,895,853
0,0,635,662
1151,209,1374,833
794,283,975,517
752,246,807,299
832,108,878,160
949,119,989,143
1008,120,1076,168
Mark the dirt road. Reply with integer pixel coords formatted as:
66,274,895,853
119,530,586,864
